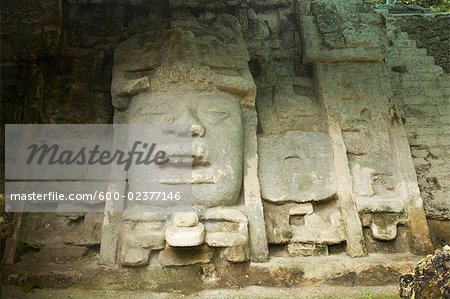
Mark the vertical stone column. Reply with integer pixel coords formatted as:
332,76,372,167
297,0,432,255
314,66,367,257
243,110,269,262
389,117,434,254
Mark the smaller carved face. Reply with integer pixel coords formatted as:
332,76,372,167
258,131,336,203
126,91,243,207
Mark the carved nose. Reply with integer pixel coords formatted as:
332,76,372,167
162,108,205,137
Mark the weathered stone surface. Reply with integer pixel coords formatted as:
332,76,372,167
360,214,406,241
112,14,256,109
203,208,248,247
385,23,450,221
356,196,405,213
0,194,15,239
119,222,165,266
427,219,450,248
256,78,327,134
121,247,151,267
226,246,250,263
122,211,168,223
370,219,398,241
205,232,248,248
203,208,248,223
390,14,450,73
158,244,213,266
314,54,433,254
287,242,329,256
173,212,198,227
289,203,313,216
264,201,345,245
100,12,260,266
258,132,336,203
242,110,269,262
165,223,205,247
2,0,447,277
111,15,256,208
297,0,387,62
122,229,165,250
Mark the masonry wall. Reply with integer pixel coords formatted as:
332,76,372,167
389,13,450,73
1,1,449,251
386,18,450,247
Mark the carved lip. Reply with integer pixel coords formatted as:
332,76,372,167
162,142,209,166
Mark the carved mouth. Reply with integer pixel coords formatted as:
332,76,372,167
162,142,209,166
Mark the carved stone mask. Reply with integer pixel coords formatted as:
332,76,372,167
126,91,243,207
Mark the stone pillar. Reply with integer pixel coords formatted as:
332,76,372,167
297,0,432,255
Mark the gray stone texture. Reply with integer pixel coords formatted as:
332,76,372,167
389,14,450,73
1,0,448,271
385,22,450,221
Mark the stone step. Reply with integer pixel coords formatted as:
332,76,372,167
387,47,428,57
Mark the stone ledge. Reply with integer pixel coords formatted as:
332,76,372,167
1,253,421,291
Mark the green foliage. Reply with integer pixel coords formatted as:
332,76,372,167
21,280,44,293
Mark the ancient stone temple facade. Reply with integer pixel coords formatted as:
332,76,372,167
1,0,449,289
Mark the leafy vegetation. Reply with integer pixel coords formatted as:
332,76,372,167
21,280,44,293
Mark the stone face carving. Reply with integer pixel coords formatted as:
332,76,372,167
102,14,259,267
258,131,336,203
97,1,433,269
112,15,255,208
126,91,243,207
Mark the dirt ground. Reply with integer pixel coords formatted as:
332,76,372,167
2,285,399,299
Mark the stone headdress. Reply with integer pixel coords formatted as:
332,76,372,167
111,15,256,111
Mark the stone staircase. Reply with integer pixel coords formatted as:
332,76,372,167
385,23,450,220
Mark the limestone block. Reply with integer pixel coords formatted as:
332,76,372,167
287,242,329,256
258,131,336,203
289,203,313,216
203,208,247,223
205,232,248,247
202,208,248,247
226,246,250,263
158,244,213,266
356,196,405,213
121,222,166,250
165,223,205,247
264,201,345,245
123,231,165,250
370,220,397,241
361,214,406,241
121,247,151,267
122,211,168,223
291,212,346,244
173,212,198,227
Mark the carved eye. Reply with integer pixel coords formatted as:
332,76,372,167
204,110,229,122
